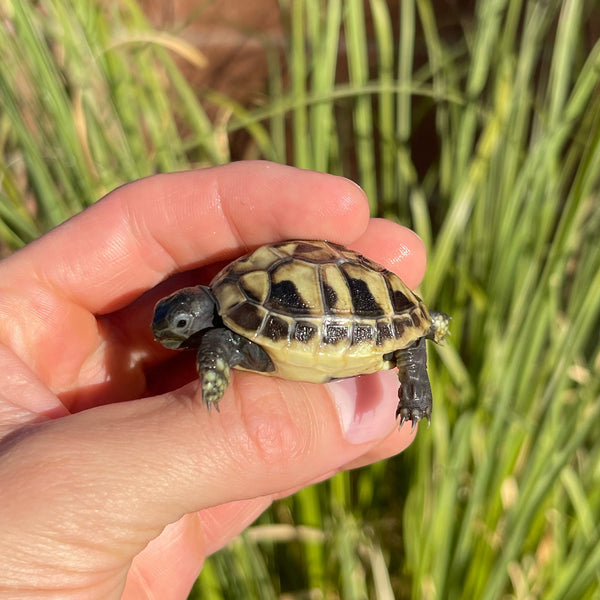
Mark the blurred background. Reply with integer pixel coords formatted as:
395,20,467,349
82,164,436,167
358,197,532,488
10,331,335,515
1,1,599,598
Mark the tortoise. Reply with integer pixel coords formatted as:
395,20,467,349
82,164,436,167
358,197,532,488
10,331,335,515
152,240,449,426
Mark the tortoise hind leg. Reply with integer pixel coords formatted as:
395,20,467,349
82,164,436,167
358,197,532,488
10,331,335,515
395,310,449,427
196,328,274,410
394,338,432,428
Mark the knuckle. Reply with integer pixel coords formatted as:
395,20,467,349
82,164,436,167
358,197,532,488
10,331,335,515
234,376,311,468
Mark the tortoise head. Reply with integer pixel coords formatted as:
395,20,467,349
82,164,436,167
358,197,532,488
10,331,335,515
152,286,217,349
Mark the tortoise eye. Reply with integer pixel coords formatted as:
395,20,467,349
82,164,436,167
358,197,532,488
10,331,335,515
173,313,190,330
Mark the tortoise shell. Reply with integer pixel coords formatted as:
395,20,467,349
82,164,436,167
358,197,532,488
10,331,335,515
209,240,432,382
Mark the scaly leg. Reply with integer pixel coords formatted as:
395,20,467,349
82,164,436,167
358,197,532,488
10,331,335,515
195,328,274,410
394,338,432,428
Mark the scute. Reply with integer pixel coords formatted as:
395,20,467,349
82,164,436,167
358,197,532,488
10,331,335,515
323,323,349,346
340,262,394,316
268,279,313,315
263,314,289,341
269,261,322,315
275,240,342,263
210,240,432,382
345,275,385,317
376,320,395,345
384,269,418,313
225,244,282,276
227,303,265,332
320,264,353,314
239,270,270,304
293,321,318,342
352,322,374,345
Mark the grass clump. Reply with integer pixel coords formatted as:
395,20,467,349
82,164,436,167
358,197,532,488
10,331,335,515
0,0,225,250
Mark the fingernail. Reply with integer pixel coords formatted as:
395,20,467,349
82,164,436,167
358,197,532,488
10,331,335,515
328,371,400,444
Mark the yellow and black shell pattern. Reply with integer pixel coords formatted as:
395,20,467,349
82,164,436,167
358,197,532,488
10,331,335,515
210,240,432,382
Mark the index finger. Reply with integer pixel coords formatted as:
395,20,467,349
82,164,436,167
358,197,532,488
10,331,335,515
3,162,370,315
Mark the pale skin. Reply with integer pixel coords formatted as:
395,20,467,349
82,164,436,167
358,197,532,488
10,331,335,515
0,161,428,599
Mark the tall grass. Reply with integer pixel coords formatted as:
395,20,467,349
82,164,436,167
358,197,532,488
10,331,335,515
1,0,599,598
0,0,225,250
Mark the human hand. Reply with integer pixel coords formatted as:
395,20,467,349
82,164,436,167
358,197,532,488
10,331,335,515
0,161,427,599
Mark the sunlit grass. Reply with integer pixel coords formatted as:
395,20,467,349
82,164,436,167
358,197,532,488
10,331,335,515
0,0,225,250
1,0,599,598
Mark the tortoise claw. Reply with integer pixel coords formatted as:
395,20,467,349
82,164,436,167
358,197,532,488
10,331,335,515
396,406,431,431
199,368,227,412
203,395,221,413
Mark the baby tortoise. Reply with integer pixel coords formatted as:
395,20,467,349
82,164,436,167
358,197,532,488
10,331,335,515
152,240,449,426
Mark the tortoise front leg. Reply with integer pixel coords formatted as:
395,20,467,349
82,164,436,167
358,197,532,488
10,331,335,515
394,338,432,427
196,328,274,410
